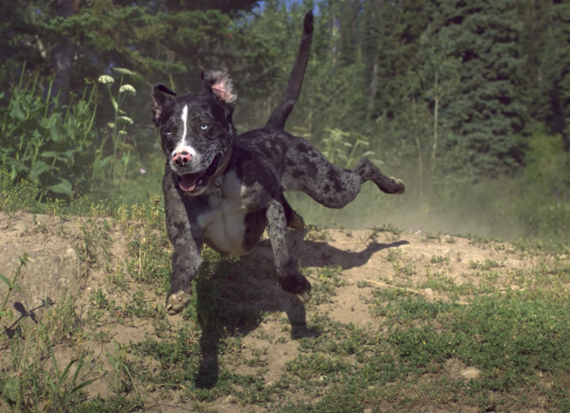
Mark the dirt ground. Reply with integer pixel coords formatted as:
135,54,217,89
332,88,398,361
0,210,553,412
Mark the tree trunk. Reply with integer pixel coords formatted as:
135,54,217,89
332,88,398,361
49,0,79,106
366,63,377,120
412,96,424,200
431,71,439,172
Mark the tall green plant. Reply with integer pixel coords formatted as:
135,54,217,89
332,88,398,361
0,253,27,322
0,68,98,201
321,128,377,169
91,68,139,193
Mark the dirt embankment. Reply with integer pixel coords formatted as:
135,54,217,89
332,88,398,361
0,210,564,412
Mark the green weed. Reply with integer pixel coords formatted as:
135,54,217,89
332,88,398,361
1,68,98,201
430,254,450,265
0,253,27,322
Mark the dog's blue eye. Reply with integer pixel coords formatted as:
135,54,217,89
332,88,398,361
165,129,172,136
200,124,208,130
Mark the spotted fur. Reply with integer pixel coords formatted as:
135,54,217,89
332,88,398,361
152,11,405,315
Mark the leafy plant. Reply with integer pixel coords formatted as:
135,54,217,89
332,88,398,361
45,339,99,411
91,68,139,193
321,128,378,169
0,66,98,201
0,252,27,321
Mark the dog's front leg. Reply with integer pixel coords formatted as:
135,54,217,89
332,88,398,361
266,199,312,301
163,169,206,315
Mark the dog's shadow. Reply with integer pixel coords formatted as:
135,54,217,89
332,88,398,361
192,231,408,389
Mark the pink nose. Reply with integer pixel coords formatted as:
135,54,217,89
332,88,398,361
172,151,192,167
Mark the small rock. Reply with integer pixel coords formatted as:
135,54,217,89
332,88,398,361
423,288,434,301
0,246,81,311
461,368,480,380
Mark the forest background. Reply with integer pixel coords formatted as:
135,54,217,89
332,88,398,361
2,0,569,243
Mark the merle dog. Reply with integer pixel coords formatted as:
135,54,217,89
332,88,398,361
151,12,405,315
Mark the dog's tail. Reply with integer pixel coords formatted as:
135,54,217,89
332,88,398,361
265,10,313,130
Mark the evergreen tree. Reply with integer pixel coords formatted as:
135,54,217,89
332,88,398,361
361,0,380,118
0,1,50,89
437,0,528,177
1,1,262,97
373,0,432,119
542,0,570,147
339,0,358,67
516,0,552,122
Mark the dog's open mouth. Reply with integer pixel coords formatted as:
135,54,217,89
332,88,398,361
178,153,222,193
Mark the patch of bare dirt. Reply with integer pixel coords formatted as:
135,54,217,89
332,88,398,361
0,211,547,412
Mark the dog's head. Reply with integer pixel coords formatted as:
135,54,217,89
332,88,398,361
151,71,237,195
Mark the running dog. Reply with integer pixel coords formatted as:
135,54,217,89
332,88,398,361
151,11,405,315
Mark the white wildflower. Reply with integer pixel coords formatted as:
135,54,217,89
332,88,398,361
119,84,136,96
98,75,114,85
113,67,136,76
118,116,133,124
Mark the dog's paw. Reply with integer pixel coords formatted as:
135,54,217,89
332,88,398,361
293,290,312,303
166,290,192,315
280,274,312,302
288,212,306,230
390,177,406,194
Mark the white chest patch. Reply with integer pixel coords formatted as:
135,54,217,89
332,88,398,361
201,172,248,256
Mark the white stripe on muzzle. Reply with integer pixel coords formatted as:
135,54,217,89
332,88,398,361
172,104,196,160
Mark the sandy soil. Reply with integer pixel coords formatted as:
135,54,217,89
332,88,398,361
0,211,548,412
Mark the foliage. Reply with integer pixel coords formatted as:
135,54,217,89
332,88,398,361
321,128,376,169
0,0,570,241
436,0,528,177
89,69,142,197
0,0,270,108
0,70,98,201
0,253,27,322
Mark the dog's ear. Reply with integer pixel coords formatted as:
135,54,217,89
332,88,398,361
201,70,238,110
151,84,176,126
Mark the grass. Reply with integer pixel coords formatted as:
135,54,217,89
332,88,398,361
0,253,27,322
1,182,570,412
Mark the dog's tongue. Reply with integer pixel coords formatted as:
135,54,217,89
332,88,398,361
179,174,200,192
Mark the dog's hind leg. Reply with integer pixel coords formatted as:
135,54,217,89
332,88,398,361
279,193,305,229
353,157,406,195
266,199,311,300
284,138,405,209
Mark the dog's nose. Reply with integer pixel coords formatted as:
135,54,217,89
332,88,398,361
172,151,192,167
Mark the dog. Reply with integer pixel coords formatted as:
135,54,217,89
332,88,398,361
151,11,405,315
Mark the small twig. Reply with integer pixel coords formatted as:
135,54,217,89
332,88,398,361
122,364,141,399
364,279,421,295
